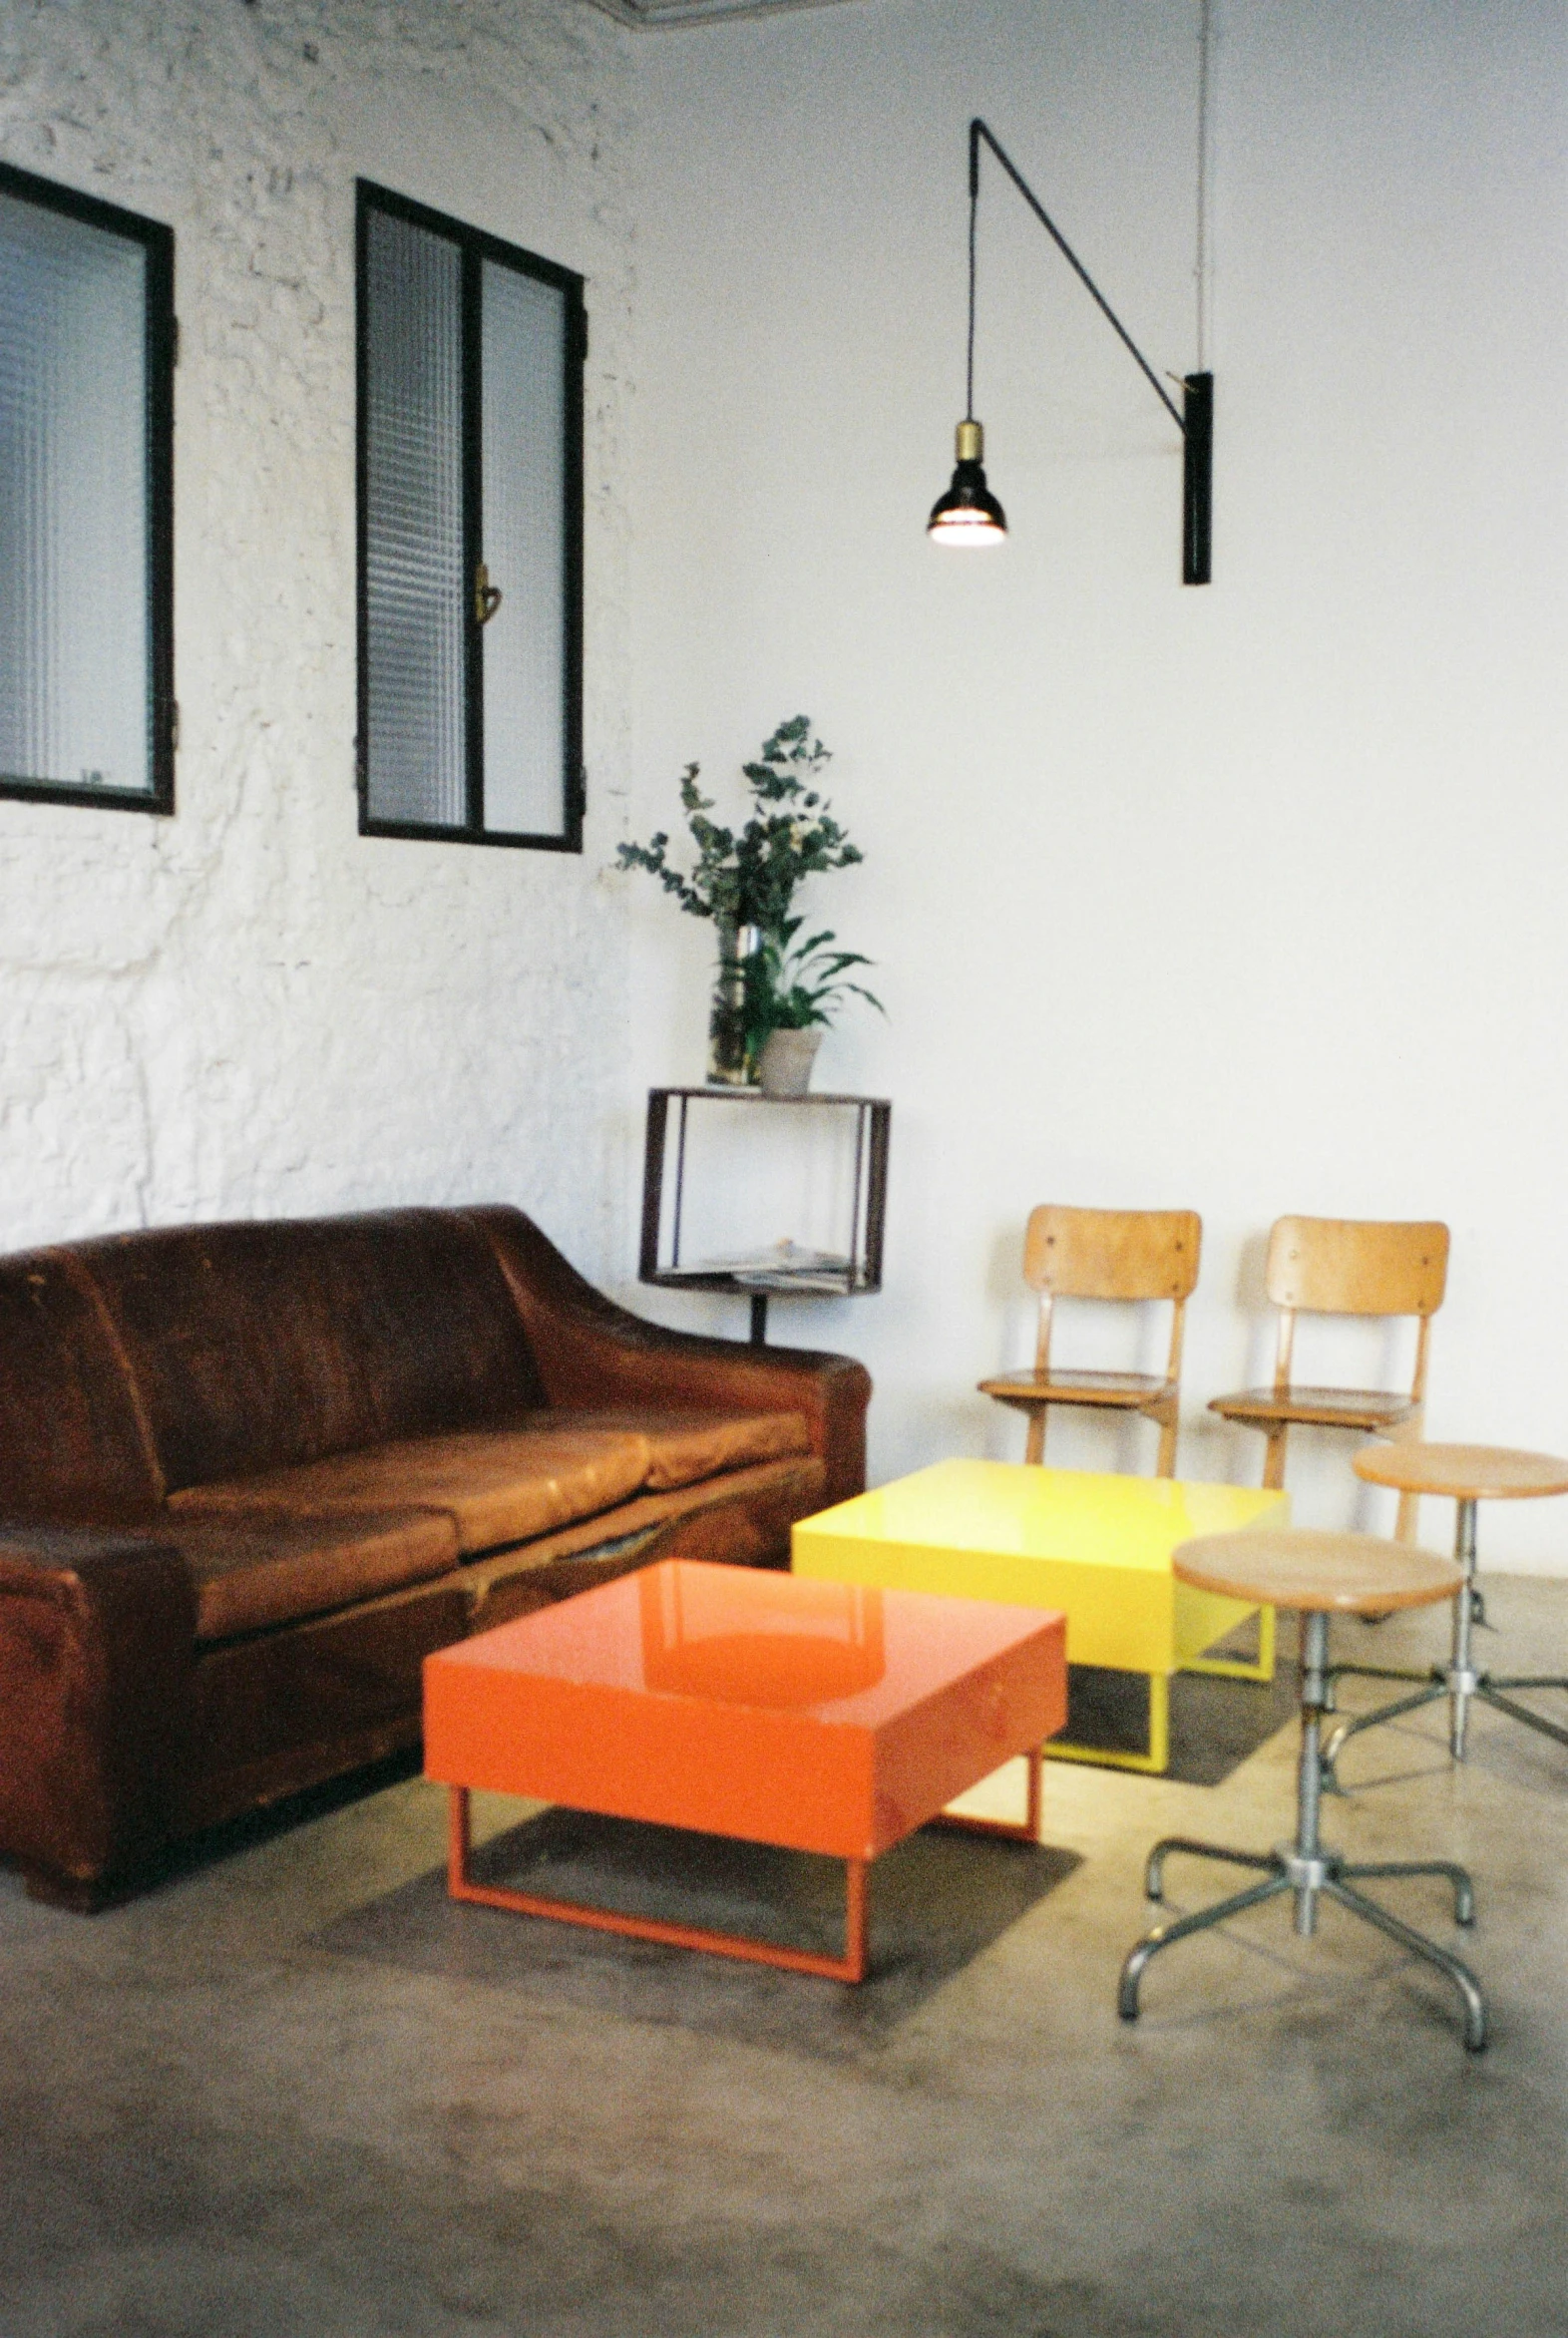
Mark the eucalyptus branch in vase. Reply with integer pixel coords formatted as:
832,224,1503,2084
617,717,882,1090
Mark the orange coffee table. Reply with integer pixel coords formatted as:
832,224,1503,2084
424,1559,1067,1982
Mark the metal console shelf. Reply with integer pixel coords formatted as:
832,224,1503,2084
639,1086,891,1346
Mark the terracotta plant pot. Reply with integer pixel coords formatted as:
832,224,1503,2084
758,1027,823,1098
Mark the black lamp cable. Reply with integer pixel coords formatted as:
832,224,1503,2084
966,133,979,423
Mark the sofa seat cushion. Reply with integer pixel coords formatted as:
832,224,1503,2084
170,1423,652,1558
150,1506,462,1643
550,1407,811,1491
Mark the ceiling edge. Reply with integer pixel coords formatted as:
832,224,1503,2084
582,0,860,27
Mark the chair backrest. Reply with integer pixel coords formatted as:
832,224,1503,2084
1264,1217,1448,1319
1022,1206,1201,1389
1264,1216,1448,1400
1023,1206,1202,1303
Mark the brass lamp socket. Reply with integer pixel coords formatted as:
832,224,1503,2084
955,419,984,463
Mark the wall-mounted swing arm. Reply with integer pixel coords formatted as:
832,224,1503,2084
933,118,1212,584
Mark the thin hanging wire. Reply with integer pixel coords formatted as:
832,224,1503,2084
1195,0,1214,369
966,162,979,422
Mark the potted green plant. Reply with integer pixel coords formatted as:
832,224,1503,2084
742,921,884,1096
616,717,881,1087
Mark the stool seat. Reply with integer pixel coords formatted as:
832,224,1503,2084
1175,1529,1460,1616
1354,1441,1568,1502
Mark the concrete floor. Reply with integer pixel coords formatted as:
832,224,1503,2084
5,1579,1568,2338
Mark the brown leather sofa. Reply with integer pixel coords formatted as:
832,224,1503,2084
0,1204,870,1909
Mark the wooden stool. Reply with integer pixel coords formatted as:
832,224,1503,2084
1118,1529,1485,2053
1323,1442,1568,1781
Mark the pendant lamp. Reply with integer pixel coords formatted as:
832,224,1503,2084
928,119,1213,584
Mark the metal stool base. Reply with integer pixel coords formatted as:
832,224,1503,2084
1324,1496,1568,1780
1119,1611,1487,2053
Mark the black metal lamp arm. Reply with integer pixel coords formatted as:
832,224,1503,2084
971,120,1183,432
968,117,1212,584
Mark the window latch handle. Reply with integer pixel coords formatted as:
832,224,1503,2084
474,563,503,626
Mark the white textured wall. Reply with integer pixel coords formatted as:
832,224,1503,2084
0,0,635,1277
623,0,1568,1566
8,1,1568,1574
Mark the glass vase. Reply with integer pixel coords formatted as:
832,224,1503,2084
707,918,761,1086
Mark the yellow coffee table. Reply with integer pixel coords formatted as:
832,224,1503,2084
792,1460,1287,1772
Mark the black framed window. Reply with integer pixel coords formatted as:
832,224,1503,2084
356,183,586,851
0,162,175,814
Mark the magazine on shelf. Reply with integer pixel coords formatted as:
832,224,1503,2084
661,1239,854,1288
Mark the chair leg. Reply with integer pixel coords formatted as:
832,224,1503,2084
1151,1399,1179,1480
1388,1405,1425,1544
1261,1426,1288,1490
1024,1408,1046,1465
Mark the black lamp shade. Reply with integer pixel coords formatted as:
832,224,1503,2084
928,419,1007,547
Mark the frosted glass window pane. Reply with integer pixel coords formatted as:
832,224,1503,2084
0,190,150,794
480,259,566,836
363,209,466,827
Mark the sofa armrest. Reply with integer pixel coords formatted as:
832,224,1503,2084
0,1525,196,1904
463,1206,872,1508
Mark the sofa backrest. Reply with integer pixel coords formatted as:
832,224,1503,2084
0,1249,165,1520
73,1208,548,1495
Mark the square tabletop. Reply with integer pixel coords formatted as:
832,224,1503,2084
793,1460,1288,1675
424,1557,1066,1861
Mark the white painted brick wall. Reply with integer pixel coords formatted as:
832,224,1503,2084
0,0,636,1280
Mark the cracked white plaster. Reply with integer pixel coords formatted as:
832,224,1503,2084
0,0,637,1277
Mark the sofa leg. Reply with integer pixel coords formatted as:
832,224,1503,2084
17,1862,127,1913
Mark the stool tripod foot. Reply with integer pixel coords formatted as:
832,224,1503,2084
1321,1680,1446,1790
1344,1857,1475,1927
1118,1872,1291,2023
1477,1684,1568,1753
1144,1836,1278,1902
1324,1878,1487,2052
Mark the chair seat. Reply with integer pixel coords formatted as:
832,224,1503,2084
1208,1385,1418,1432
980,1369,1172,1411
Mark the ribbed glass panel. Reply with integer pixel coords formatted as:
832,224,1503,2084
479,259,566,837
0,191,150,794
363,208,466,827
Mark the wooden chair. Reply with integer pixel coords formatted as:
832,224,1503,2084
1208,1217,1448,1541
980,1206,1202,1478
